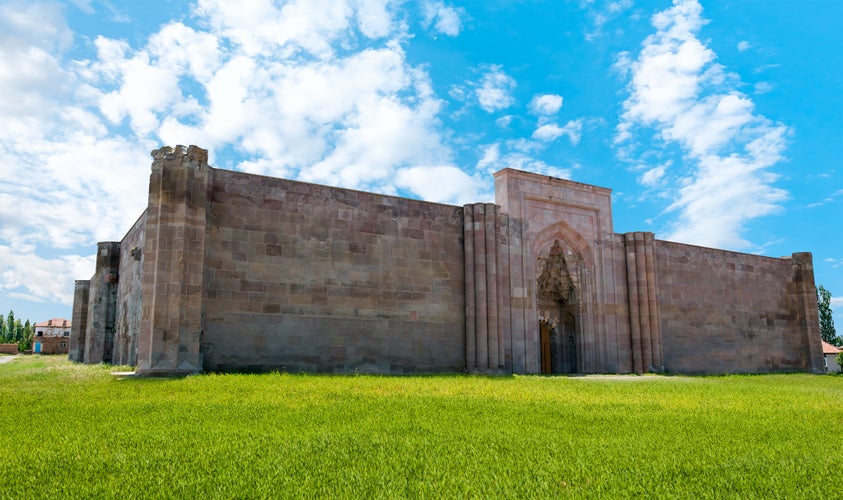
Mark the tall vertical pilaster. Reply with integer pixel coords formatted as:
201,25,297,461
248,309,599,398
464,203,508,373
464,206,476,372
136,145,210,376
84,242,120,364
68,280,90,362
624,232,662,373
790,252,825,373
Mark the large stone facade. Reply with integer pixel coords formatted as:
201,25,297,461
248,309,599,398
69,145,825,375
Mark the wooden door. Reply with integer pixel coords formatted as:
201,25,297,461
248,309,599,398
540,322,552,374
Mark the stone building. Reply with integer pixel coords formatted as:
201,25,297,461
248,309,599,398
69,145,824,375
33,318,71,354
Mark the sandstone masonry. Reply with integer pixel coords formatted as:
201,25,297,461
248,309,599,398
69,145,825,375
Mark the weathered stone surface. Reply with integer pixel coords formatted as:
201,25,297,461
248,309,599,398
656,243,823,374
68,280,90,362
83,242,120,364
69,145,823,375
202,168,466,373
112,212,146,366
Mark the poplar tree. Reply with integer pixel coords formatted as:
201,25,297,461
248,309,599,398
19,319,33,352
5,311,15,343
818,285,840,346
0,314,6,342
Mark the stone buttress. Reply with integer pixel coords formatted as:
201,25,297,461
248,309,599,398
68,280,90,362
78,241,120,364
135,145,210,375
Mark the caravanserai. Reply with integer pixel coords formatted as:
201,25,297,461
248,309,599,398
69,145,824,375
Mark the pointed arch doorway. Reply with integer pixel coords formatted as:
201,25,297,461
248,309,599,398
537,240,581,374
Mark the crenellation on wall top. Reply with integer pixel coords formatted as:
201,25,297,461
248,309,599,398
150,144,209,169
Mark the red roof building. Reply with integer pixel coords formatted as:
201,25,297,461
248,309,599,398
33,318,71,354
821,341,841,373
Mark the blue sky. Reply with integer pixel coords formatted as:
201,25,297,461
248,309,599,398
1,0,841,326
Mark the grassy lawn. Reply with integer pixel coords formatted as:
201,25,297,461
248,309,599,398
1,356,841,498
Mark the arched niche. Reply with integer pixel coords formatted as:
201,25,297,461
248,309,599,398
536,240,583,374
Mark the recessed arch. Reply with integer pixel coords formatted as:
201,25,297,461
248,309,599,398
530,220,594,268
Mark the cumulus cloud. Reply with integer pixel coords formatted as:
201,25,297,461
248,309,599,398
616,0,790,250
395,165,485,204
529,94,564,116
581,0,634,41
475,142,572,180
0,2,154,306
421,0,463,36
0,0,476,309
638,163,668,187
475,65,516,113
532,120,583,144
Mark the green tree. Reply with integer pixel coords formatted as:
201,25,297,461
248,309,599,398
12,319,22,343
18,319,33,352
5,311,15,344
818,285,840,346
837,351,843,373
0,314,6,342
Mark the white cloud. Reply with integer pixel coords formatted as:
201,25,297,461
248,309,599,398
581,0,633,41
529,94,564,115
0,0,479,310
737,40,751,51
421,1,463,37
532,119,583,144
754,82,773,94
495,115,513,128
639,164,667,187
476,143,500,172
355,0,396,39
475,65,516,113
616,0,790,250
0,243,95,305
476,144,572,180
0,1,75,118
0,2,157,305
395,165,484,205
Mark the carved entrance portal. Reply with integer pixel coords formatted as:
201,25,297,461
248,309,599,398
537,240,581,374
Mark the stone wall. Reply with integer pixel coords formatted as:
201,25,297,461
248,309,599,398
83,242,120,364
202,168,466,373
0,344,18,355
656,241,824,373
68,280,90,362
33,336,69,354
112,212,146,366
69,145,823,376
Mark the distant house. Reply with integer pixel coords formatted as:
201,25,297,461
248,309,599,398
822,341,841,373
33,319,71,354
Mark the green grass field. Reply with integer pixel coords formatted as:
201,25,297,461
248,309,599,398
1,355,840,499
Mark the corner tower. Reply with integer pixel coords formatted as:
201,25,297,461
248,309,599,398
135,145,210,376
